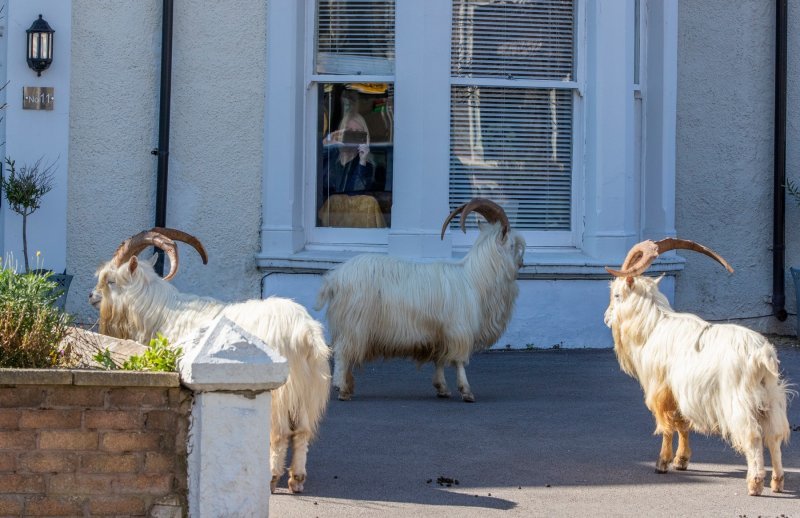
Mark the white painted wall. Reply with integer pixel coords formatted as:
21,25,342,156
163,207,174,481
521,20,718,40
263,271,677,349
676,0,800,334
1,0,70,273
67,0,266,323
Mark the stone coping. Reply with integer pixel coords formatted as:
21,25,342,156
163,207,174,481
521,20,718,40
0,368,180,387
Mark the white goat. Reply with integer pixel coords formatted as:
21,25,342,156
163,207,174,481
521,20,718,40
316,198,526,402
90,228,330,494
604,238,791,496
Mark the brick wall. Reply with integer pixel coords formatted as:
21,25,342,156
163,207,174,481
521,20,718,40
0,370,191,517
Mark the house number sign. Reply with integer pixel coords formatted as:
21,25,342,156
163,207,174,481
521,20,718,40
22,87,55,110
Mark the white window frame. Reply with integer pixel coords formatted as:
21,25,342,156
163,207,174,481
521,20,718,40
302,2,394,251
257,0,679,274
448,0,586,251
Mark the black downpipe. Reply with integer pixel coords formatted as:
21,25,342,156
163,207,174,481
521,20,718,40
152,0,174,276
773,0,788,321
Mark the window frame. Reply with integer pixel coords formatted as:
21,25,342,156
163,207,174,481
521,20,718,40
448,0,586,250
303,2,395,250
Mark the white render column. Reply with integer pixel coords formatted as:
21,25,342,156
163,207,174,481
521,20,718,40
260,0,306,256
179,316,288,518
389,0,452,258
581,0,638,260
641,0,679,240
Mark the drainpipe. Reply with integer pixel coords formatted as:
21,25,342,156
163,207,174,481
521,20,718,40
152,0,174,276
772,0,788,321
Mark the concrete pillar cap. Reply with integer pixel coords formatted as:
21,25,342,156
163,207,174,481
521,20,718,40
177,315,288,392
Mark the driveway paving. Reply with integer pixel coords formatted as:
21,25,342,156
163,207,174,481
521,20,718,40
271,344,800,517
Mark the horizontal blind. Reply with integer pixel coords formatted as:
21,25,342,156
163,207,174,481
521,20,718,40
452,0,575,81
450,86,572,231
315,0,396,75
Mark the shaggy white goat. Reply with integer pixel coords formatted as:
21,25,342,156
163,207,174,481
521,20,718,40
316,198,526,402
90,228,330,494
604,238,791,496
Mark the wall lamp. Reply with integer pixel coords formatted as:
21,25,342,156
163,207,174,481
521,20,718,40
26,14,55,76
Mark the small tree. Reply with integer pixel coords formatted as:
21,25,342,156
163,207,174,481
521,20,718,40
2,157,56,272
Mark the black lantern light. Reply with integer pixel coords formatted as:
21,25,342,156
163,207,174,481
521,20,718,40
26,14,55,76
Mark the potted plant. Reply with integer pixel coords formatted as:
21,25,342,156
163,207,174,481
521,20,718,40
1,156,72,310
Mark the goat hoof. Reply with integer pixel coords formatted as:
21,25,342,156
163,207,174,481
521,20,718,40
673,456,690,470
337,391,352,401
771,475,784,493
655,460,669,474
434,383,451,398
747,477,764,496
270,475,280,493
461,392,475,403
289,474,306,493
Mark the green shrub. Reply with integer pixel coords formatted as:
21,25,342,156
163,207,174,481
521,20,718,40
92,333,182,372
0,261,71,368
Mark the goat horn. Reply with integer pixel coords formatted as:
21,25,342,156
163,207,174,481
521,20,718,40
112,230,180,281
152,227,208,265
440,198,510,240
605,238,734,278
460,198,510,238
655,238,734,273
440,202,468,240
605,240,660,278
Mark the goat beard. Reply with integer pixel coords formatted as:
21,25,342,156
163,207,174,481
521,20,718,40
611,319,638,378
99,300,134,340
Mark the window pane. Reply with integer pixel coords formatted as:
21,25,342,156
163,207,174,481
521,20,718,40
451,0,575,81
315,0,396,75
317,83,394,228
450,86,572,231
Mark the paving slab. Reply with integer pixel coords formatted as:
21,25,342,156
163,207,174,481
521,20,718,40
271,343,800,518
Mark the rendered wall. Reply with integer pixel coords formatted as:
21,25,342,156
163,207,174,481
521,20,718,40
264,273,676,349
676,0,799,334
1,0,71,274
67,0,266,322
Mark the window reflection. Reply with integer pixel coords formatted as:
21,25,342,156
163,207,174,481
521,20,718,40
317,83,394,228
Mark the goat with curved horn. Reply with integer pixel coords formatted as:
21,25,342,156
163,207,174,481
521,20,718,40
603,238,789,496
321,197,525,402
91,228,330,493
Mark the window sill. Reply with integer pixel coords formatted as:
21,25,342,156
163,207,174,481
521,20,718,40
255,248,686,279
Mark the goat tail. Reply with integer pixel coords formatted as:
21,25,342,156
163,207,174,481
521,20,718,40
754,344,792,446
314,277,333,312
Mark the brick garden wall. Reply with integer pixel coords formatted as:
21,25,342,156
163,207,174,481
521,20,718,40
0,370,191,517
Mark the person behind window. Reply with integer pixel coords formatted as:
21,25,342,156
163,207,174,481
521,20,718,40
321,112,375,198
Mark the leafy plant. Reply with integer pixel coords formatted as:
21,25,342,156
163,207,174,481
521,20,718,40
92,333,182,372
1,157,56,272
0,258,72,368
786,179,800,207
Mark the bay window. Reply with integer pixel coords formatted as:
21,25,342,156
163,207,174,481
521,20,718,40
260,0,672,270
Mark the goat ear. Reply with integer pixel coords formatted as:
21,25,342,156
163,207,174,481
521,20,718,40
148,254,159,266
625,276,634,288
129,256,139,274
654,273,666,285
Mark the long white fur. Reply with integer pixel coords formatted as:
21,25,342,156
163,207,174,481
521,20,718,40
92,255,330,494
315,221,525,402
605,274,791,495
